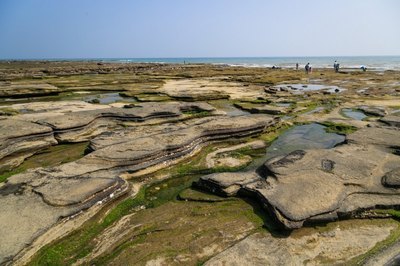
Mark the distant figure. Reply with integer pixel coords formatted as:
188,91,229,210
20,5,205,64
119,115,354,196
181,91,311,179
183,60,186,64
309,64,312,73
360,65,367,72
305,63,310,74
296,63,299,70
334,61,340,72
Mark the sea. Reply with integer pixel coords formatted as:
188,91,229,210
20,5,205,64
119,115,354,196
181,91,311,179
10,56,400,70
93,56,400,71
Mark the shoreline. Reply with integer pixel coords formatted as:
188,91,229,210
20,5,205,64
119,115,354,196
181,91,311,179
1,56,400,71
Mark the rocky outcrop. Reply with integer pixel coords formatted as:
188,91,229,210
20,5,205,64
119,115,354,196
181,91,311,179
0,119,57,172
197,125,400,229
382,168,400,188
0,102,216,170
85,115,278,173
0,114,279,263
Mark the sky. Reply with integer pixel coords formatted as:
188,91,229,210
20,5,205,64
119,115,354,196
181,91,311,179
0,0,399,59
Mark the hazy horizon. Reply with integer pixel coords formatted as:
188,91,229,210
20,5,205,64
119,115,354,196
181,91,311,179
1,0,399,59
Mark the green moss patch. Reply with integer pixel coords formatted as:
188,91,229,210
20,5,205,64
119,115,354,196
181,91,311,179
318,121,358,135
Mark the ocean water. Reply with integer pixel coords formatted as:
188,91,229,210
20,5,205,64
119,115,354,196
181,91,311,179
93,56,400,70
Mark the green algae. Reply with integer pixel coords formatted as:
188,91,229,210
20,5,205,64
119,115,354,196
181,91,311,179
27,138,271,265
318,121,358,135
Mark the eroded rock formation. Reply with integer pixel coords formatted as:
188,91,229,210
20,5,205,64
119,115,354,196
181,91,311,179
0,119,57,172
197,124,400,229
0,114,278,263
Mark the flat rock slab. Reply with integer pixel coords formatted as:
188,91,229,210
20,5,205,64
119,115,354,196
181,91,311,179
205,222,395,265
0,82,59,97
158,79,265,100
9,100,110,121
347,127,400,148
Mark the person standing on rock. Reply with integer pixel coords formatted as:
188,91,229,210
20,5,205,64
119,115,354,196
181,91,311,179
305,63,310,74
296,63,299,70
334,61,339,72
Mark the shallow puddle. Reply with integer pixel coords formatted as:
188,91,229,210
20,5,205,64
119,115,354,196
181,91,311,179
275,102,292,107
246,123,345,169
266,123,345,157
82,92,136,104
0,91,136,106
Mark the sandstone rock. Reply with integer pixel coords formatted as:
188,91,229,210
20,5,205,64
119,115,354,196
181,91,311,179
0,119,57,172
0,114,279,262
234,102,288,115
0,170,129,263
347,127,400,148
198,142,400,229
358,106,388,117
34,102,216,142
380,115,400,128
158,79,265,100
205,223,395,266
382,168,400,188
86,115,278,174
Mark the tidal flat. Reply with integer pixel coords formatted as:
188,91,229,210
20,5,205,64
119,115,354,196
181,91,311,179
1,61,400,265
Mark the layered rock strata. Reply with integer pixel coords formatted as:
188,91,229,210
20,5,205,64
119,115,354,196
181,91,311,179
0,119,57,172
0,171,129,264
0,114,278,263
0,102,217,170
36,102,216,142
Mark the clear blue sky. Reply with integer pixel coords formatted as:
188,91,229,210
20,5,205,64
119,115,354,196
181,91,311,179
0,0,399,59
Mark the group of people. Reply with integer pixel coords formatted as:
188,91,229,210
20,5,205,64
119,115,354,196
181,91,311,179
294,61,367,73
295,62,313,73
